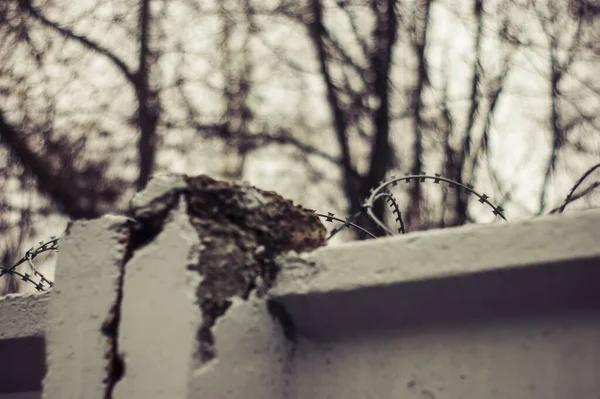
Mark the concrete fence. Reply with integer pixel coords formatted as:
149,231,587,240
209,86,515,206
1,175,599,399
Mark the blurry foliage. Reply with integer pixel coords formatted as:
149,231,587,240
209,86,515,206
1,0,600,293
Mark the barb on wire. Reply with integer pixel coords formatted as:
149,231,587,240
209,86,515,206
3,173,508,292
360,172,506,236
377,180,405,234
1,237,57,292
316,172,507,239
384,192,405,234
313,211,377,239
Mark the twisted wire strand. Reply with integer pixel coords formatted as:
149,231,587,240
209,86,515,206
1,237,58,292
2,174,506,291
378,183,405,234
315,183,405,239
315,212,377,239
361,173,507,234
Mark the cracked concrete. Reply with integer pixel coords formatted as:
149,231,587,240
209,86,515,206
7,178,600,399
37,174,325,399
183,175,326,363
110,174,325,398
187,295,295,399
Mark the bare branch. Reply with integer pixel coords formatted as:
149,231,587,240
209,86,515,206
339,2,371,61
550,162,600,213
460,0,485,180
472,51,513,172
175,82,346,170
306,0,361,210
536,2,584,213
406,0,432,230
18,0,135,83
0,111,100,219
363,0,399,226
135,0,159,190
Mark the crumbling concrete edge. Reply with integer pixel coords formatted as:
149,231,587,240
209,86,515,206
111,194,202,399
101,176,192,397
187,294,298,399
101,218,136,399
109,174,322,398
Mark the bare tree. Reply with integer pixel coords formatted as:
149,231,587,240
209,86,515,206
2,0,600,294
272,0,400,236
404,0,431,231
525,0,600,212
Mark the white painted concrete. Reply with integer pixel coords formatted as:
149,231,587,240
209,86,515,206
0,293,47,395
289,310,600,399
268,208,600,399
187,296,292,399
113,197,202,399
41,216,130,399
2,176,600,399
0,292,48,340
272,208,600,298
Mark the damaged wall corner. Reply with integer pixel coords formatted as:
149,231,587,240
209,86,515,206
40,173,327,399
112,173,326,399
28,174,600,399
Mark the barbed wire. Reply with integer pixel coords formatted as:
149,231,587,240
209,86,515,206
314,211,376,239
1,237,58,292
319,172,506,239
1,173,507,292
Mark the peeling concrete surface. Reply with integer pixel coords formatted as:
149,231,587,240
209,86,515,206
42,216,130,399
112,174,324,398
184,175,325,363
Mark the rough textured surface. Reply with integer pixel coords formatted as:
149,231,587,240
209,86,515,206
33,175,600,399
184,175,325,361
187,295,293,399
0,293,49,395
41,216,130,399
266,208,600,398
289,310,600,399
129,173,187,220
271,207,600,303
110,174,325,398
0,292,49,340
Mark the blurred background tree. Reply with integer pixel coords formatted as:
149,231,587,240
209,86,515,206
1,0,599,294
